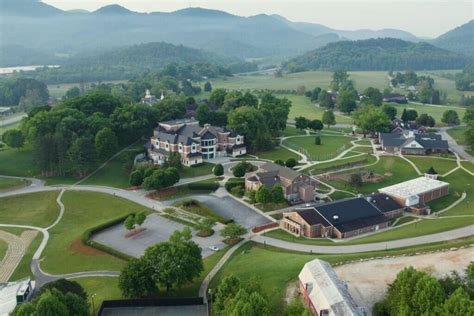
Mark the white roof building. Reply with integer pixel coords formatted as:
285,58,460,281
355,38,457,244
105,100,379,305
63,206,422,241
299,259,364,316
378,177,449,206
0,278,33,316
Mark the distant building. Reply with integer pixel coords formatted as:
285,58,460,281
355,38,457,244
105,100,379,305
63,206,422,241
299,259,364,316
0,278,32,315
383,93,407,104
141,89,164,105
148,118,246,166
0,107,12,116
379,131,448,155
245,162,317,203
281,194,403,239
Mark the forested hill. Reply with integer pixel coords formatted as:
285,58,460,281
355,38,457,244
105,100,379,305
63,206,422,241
283,38,473,72
431,20,474,56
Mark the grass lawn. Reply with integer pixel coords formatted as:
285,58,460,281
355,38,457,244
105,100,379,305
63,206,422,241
282,126,306,137
0,178,30,192
461,161,474,173
75,277,122,313
9,232,42,281
284,95,352,124
304,154,376,175
264,229,335,245
447,126,474,156
256,146,300,161
41,191,152,274
394,216,418,226
438,169,474,216
391,102,465,124
326,156,418,194
81,151,134,189
210,237,474,314
351,146,373,154
283,135,354,161
353,139,372,145
173,199,227,223
180,162,215,178
329,191,356,200
405,156,458,175
0,191,60,227
0,147,38,177
155,178,220,201
255,202,290,212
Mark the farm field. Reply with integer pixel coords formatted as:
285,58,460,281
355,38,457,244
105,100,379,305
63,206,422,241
0,191,60,227
283,135,354,161
41,191,151,274
390,102,466,123
47,80,127,99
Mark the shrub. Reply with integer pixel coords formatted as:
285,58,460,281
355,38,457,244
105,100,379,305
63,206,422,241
129,170,143,186
225,178,245,192
315,135,321,145
285,158,297,168
232,163,246,177
230,185,244,197
350,173,363,187
213,164,224,176
274,159,285,166
187,181,219,191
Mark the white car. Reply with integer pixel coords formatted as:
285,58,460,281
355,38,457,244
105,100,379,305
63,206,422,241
209,246,220,252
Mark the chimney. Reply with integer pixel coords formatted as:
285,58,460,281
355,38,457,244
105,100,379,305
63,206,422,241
366,196,372,203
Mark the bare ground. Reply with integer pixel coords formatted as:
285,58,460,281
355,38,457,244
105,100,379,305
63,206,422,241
334,248,474,315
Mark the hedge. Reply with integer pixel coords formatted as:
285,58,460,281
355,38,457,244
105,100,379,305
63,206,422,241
225,178,245,191
81,213,135,261
187,182,219,191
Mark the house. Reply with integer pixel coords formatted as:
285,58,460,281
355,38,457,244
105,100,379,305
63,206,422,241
245,162,317,203
281,194,403,239
299,259,364,316
0,107,12,116
141,89,164,105
148,118,246,166
379,131,448,155
0,278,32,315
379,176,449,208
383,93,407,104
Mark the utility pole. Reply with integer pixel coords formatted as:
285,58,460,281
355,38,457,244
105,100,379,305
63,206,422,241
91,293,96,316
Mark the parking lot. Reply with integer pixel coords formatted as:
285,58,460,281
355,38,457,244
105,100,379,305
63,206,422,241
92,214,226,258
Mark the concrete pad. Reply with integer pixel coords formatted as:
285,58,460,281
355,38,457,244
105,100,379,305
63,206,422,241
92,214,226,258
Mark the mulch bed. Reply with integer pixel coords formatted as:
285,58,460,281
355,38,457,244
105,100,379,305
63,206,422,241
125,227,146,238
145,187,178,200
223,238,244,245
70,239,107,256
196,229,215,237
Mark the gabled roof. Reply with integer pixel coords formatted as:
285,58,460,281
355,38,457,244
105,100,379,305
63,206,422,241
296,208,331,227
201,130,217,140
380,132,448,150
260,162,301,181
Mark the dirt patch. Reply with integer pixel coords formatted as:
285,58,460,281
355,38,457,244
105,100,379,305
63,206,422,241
70,239,107,256
146,187,178,200
284,280,299,305
125,227,146,238
326,172,384,183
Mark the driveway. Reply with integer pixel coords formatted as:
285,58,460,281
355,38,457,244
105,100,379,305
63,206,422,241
92,214,226,258
162,194,270,229
334,248,474,314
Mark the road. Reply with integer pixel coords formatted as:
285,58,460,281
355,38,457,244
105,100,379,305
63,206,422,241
438,126,474,163
0,113,26,127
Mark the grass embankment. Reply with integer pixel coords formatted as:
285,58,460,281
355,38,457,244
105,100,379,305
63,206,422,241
447,126,474,156
180,162,215,178
41,191,152,274
154,178,220,201
283,135,354,161
173,199,227,223
0,178,30,193
0,191,60,227
0,238,7,262
210,237,474,315
405,156,458,175
0,148,38,177
304,154,376,175
256,147,300,161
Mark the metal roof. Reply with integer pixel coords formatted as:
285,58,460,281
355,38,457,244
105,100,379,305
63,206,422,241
379,176,449,199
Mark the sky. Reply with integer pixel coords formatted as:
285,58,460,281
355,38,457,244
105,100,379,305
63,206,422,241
42,0,473,38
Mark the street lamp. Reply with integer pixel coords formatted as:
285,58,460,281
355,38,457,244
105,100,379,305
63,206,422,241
208,288,213,316
90,293,97,316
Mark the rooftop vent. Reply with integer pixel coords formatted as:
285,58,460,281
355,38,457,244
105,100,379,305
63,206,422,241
333,215,339,220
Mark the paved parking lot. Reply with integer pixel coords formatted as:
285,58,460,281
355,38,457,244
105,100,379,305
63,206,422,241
162,194,270,229
92,214,226,258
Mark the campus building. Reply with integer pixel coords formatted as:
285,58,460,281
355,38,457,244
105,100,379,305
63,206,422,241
281,194,403,239
299,259,364,316
379,131,449,155
245,162,317,203
0,278,32,315
148,118,246,166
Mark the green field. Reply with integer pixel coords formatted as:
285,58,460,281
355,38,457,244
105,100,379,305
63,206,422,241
75,277,122,314
0,148,38,177
405,156,458,175
283,95,353,124
282,126,306,137
391,102,465,124
47,80,126,99
41,191,151,274
304,154,376,175
283,135,354,161
256,146,300,161
180,162,215,178
0,177,30,192
0,191,60,227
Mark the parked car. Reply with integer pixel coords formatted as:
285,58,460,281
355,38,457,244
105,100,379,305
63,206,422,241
209,246,219,252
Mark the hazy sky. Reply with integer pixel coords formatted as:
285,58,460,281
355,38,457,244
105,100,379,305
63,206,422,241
42,0,473,38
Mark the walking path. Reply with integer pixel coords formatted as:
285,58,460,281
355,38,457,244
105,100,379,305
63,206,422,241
438,127,474,163
0,230,37,282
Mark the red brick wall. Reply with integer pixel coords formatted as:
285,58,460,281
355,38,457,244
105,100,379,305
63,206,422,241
252,222,279,233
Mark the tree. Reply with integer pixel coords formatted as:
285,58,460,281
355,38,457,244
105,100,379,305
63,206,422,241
1,129,25,148
411,274,445,315
441,110,460,126
318,90,334,108
38,279,87,301
465,120,474,149
220,223,247,240
119,258,156,298
135,212,146,227
232,163,247,177
130,170,143,186
95,127,118,161
259,93,291,136
296,85,306,95
256,185,272,204
35,291,70,316
224,288,271,316
143,228,203,292
381,104,397,120
65,86,81,99
308,119,323,132
285,158,297,168
353,105,391,136
163,152,183,170
274,159,285,166
284,297,311,316
197,218,216,234
68,136,97,178
416,113,436,127
204,81,212,92
213,275,242,312
209,88,227,106
213,163,224,176
363,87,383,106
124,215,135,231
330,70,350,92
349,173,362,187
227,106,272,152
336,88,357,113
271,185,285,203
463,107,474,123
401,109,418,122
294,116,309,130
322,110,336,128
315,135,321,145
440,287,474,315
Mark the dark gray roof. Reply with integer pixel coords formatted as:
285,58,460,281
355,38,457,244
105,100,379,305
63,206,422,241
201,131,217,140
380,133,405,147
260,162,301,181
296,208,331,227
380,133,448,150
367,193,403,213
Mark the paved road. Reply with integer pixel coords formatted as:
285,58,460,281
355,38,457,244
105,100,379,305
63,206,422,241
438,127,474,163
253,225,474,254
0,113,26,127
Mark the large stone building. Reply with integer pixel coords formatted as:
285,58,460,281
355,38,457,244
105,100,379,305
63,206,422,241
299,259,364,316
379,131,448,155
245,162,317,203
148,119,246,166
281,194,403,239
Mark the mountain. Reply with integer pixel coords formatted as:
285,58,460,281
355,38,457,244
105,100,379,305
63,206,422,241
93,4,136,15
284,38,472,72
431,20,474,56
0,0,63,16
